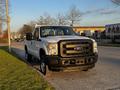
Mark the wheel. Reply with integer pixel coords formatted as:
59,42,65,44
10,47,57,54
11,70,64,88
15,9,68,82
39,50,52,76
25,50,32,63
40,61,52,77
40,60,47,75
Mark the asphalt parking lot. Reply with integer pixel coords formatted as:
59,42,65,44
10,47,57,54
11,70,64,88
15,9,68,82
11,42,120,90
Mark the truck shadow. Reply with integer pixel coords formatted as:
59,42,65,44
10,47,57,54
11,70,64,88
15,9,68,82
11,47,41,71
0,46,98,81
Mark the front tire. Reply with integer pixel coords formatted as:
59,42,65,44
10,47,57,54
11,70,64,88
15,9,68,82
40,60,47,75
39,50,52,76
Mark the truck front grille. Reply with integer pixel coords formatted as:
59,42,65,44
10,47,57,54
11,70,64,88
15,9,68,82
58,39,93,58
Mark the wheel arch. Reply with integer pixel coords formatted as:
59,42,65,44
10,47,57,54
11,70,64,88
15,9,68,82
39,48,46,58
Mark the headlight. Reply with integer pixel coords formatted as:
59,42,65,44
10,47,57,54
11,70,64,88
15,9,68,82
47,43,58,55
93,41,97,48
93,41,98,53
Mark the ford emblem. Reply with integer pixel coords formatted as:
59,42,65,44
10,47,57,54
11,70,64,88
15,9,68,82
74,46,82,51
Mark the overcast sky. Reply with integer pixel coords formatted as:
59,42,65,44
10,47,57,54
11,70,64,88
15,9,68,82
10,0,120,31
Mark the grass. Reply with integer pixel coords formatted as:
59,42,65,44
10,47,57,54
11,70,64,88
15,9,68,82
0,47,54,90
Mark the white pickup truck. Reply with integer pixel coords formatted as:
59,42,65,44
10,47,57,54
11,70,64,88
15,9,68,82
25,25,98,75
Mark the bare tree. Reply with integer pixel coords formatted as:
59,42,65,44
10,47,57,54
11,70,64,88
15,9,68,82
37,13,57,25
0,0,10,34
18,24,33,38
0,0,6,19
66,5,82,26
0,0,6,34
37,16,45,25
111,0,120,5
27,20,36,29
57,13,67,25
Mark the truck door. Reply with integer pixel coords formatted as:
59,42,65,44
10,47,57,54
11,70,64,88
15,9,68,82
32,28,40,58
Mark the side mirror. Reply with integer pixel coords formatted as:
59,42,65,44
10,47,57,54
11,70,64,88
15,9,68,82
81,33,86,36
26,33,32,40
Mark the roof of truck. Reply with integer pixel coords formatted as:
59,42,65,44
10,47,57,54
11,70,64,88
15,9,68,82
35,24,72,28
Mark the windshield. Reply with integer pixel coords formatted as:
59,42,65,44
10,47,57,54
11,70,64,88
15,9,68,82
40,26,76,37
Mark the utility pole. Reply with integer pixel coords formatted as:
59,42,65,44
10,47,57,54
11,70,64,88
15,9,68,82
5,0,11,52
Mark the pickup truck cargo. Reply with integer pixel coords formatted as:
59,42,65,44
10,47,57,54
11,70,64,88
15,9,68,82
25,25,98,75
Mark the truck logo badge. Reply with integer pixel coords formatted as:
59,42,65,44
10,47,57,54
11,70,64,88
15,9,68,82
74,46,82,51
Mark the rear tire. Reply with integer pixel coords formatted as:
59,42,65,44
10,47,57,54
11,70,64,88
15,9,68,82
25,50,32,63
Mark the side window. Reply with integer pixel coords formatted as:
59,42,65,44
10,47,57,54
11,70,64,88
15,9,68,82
108,28,111,33
33,28,39,40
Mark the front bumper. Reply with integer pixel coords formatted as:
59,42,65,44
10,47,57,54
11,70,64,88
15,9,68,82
45,53,98,71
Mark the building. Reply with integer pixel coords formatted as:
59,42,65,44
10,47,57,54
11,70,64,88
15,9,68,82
73,26,105,37
105,23,120,39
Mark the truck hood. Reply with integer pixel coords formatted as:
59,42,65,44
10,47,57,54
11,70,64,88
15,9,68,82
42,35,90,43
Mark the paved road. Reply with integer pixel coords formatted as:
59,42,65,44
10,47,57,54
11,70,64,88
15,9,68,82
11,42,120,90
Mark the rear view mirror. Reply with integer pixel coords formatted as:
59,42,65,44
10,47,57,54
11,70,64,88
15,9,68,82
26,33,32,40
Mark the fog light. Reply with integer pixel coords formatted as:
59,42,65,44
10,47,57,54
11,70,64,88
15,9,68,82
76,60,79,64
64,61,69,65
62,60,69,65
80,61,84,64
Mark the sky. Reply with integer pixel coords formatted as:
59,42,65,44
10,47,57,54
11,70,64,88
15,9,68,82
10,0,120,31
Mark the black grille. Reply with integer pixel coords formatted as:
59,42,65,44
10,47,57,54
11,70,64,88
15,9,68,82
58,39,93,58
